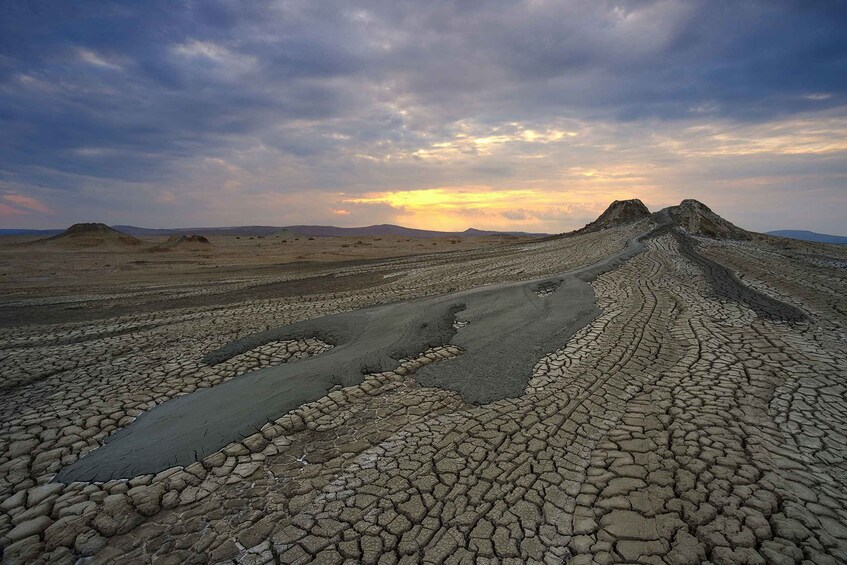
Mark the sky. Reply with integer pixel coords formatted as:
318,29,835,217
1,1,846,234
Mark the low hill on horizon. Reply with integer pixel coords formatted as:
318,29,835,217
0,228,62,236
113,223,548,239
11,207,841,244
767,230,847,245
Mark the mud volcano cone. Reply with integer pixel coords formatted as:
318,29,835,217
572,199,652,235
38,223,143,249
663,199,751,240
149,234,213,252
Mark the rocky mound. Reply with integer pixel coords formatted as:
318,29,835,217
572,199,651,235
38,223,142,249
662,199,751,240
272,229,296,239
172,234,210,245
149,234,212,252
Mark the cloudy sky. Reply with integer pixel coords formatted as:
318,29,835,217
1,1,845,233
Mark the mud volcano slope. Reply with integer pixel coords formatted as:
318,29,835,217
672,229,807,322
56,228,655,482
651,201,806,322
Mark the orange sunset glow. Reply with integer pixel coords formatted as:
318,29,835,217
342,186,643,232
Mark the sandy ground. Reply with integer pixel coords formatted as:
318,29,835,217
1,225,847,563
0,233,527,327
0,233,521,298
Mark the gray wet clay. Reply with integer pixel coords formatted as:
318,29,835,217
57,229,655,482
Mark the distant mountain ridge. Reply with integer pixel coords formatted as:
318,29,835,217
113,224,547,238
0,228,62,236
767,230,847,244
13,211,841,244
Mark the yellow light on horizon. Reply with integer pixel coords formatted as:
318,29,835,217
341,185,645,232
346,187,539,210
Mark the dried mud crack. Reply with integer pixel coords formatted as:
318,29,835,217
1,214,846,564
55,226,656,482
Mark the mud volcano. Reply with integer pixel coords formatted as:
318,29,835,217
571,199,651,236
665,198,751,240
149,234,212,252
37,223,142,249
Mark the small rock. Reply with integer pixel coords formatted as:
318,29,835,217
0,490,26,512
6,515,53,542
26,483,63,508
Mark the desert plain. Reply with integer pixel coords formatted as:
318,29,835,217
0,199,846,565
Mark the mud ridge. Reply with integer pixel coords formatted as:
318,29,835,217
672,230,808,323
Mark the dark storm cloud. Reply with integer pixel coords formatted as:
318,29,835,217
0,1,367,181
0,0,845,230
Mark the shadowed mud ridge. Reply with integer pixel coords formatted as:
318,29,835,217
671,231,808,323
55,229,658,482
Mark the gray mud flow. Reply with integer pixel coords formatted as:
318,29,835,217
671,231,807,323
56,229,654,482
643,210,807,323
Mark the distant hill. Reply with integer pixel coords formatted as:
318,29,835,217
35,223,143,249
114,225,282,237
114,224,547,239
283,224,545,238
767,230,847,245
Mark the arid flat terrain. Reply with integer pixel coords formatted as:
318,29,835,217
1,201,846,564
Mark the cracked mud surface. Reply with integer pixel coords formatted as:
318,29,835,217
1,223,846,564
57,229,658,483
